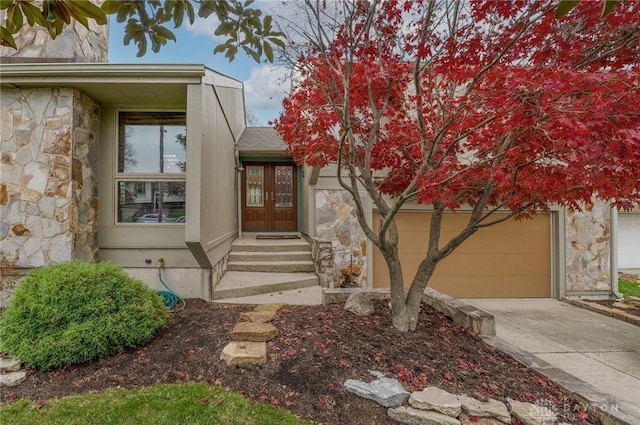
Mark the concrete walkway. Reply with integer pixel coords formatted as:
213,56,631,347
466,299,640,425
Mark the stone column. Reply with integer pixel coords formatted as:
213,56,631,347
0,1,108,63
565,201,612,295
315,189,368,287
0,88,100,268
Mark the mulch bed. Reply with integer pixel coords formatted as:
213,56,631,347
582,272,640,318
588,299,640,318
1,300,598,425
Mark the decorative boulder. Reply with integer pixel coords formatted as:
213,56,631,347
344,292,375,316
344,370,409,407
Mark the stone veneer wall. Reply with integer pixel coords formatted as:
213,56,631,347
565,201,612,293
210,253,229,292
315,189,368,288
0,3,108,62
308,236,333,287
0,88,100,268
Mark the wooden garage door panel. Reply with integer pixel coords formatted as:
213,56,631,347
396,230,549,254
373,212,551,298
430,276,551,298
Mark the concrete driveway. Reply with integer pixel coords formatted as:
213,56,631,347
465,299,640,425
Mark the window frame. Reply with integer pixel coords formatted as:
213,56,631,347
114,109,187,226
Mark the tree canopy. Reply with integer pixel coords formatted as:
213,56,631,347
274,0,640,331
0,0,284,61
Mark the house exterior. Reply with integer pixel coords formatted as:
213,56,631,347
302,163,638,299
1,16,637,302
0,19,241,298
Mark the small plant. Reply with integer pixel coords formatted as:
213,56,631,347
0,261,167,370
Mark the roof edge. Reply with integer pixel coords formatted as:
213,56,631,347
0,63,207,79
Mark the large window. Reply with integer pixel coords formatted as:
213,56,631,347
116,111,186,224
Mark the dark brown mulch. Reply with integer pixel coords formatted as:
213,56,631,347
1,300,598,425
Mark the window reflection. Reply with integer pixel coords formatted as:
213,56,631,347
118,181,186,224
118,112,186,174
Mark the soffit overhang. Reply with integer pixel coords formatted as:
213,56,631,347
0,63,237,107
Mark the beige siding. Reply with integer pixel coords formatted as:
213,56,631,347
373,211,551,298
185,82,239,267
214,86,246,138
98,107,193,266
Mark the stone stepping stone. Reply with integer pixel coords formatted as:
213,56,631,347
409,386,462,417
0,371,27,387
220,341,267,365
388,406,461,425
231,322,278,342
458,395,511,424
240,310,276,323
253,303,283,312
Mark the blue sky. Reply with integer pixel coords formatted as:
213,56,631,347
107,11,290,126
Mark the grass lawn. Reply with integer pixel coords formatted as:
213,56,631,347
619,280,640,298
0,383,315,425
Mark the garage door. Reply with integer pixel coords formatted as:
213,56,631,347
618,213,640,269
372,211,551,298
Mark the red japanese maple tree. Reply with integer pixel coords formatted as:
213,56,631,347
274,0,640,331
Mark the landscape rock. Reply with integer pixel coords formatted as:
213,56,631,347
230,321,278,342
612,301,635,310
344,291,375,316
0,356,21,373
220,341,267,365
507,399,556,425
344,370,409,407
253,303,283,312
0,371,27,387
388,406,461,425
239,310,276,323
459,413,504,425
410,386,462,417
458,395,511,424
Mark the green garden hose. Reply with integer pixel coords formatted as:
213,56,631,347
157,267,186,311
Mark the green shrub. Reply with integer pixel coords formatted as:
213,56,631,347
0,261,167,370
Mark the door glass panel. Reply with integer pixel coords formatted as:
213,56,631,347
246,166,264,207
275,165,293,208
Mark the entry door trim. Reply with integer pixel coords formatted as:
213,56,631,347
241,162,297,232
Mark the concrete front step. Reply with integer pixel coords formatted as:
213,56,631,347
231,239,311,253
227,260,314,273
212,271,319,300
229,251,312,263
216,285,323,305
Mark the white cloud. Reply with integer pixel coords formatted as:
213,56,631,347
185,14,223,41
243,65,292,112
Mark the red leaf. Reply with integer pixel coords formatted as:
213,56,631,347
443,372,452,381
576,410,589,421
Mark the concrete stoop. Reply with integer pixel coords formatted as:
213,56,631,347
220,304,282,366
213,234,321,304
212,271,319,300
227,236,315,273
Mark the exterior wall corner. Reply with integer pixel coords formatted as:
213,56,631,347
564,200,612,295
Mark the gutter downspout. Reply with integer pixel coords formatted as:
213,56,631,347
610,207,623,298
235,149,243,238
